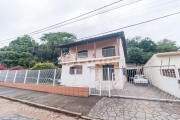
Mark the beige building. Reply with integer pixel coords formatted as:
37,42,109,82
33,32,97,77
144,51,180,98
58,32,127,89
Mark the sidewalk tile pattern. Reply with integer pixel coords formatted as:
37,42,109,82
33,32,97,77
88,97,180,120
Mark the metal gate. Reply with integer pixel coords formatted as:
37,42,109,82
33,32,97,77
89,65,180,101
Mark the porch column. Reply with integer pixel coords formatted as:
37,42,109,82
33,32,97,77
94,42,96,58
76,46,78,61
117,38,120,56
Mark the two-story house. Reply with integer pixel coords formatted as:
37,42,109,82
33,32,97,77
58,32,127,89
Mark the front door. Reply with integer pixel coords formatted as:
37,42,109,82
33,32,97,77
103,65,114,81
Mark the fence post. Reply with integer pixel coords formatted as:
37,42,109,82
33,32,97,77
99,68,102,96
24,70,28,84
4,70,9,82
89,69,91,95
112,72,114,81
13,70,17,83
74,68,77,86
107,67,111,97
37,70,40,85
53,69,56,86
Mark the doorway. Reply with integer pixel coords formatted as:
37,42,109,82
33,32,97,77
103,64,114,81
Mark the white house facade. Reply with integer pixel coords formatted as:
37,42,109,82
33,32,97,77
58,32,127,90
144,51,180,98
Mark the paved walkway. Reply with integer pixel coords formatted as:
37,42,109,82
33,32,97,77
88,97,180,120
0,86,101,116
0,97,84,120
1,86,180,120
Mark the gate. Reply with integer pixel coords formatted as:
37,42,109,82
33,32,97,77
89,65,180,101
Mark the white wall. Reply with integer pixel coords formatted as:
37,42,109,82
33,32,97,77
119,38,127,89
61,63,95,87
144,54,180,98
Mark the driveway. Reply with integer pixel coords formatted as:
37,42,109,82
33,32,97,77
111,83,179,100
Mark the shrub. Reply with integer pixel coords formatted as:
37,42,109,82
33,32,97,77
30,63,60,70
6,66,24,70
0,65,6,70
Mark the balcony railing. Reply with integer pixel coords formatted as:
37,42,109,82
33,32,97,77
59,48,117,63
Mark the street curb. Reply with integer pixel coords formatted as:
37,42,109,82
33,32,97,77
0,95,93,120
112,95,180,103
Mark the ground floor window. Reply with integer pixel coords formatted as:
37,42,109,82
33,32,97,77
69,65,82,75
103,65,114,81
162,69,176,78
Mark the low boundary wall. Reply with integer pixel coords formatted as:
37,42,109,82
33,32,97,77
0,82,89,97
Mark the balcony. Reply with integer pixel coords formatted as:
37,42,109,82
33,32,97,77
59,48,119,63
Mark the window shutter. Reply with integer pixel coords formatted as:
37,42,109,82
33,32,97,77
69,67,74,74
76,65,82,74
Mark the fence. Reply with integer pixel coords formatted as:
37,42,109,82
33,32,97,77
0,69,61,86
89,65,180,101
1,66,180,100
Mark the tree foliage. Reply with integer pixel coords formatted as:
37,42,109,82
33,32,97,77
126,37,178,65
127,47,144,65
156,39,178,52
0,32,76,69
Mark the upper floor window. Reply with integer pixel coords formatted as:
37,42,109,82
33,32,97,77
69,65,83,74
78,50,88,58
62,48,69,57
102,46,116,57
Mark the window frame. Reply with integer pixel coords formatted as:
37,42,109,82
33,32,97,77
162,69,176,78
102,46,116,57
78,50,88,58
69,65,83,75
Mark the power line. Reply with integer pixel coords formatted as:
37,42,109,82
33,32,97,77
0,5,179,44
1,1,179,45
77,11,180,40
0,0,141,42
56,1,180,37
28,0,141,35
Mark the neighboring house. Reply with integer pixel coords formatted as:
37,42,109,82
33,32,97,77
144,51,180,98
58,32,127,89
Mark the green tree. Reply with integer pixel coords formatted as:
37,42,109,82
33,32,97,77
139,37,156,52
127,47,145,65
156,39,178,52
18,52,36,68
0,51,19,68
39,32,76,64
126,36,141,48
8,35,39,54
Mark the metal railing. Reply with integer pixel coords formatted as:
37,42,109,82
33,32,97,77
60,48,117,63
0,69,61,86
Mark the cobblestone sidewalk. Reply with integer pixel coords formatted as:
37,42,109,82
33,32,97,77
88,97,180,120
